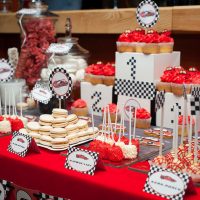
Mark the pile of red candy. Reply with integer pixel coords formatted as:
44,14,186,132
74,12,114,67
15,19,56,88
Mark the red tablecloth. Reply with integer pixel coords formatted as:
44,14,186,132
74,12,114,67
0,136,199,200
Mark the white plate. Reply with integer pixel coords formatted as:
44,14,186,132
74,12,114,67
37,138,94,151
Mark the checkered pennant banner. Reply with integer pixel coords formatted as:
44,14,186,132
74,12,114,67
155,91,165,112
191,86,200,98
0,58,14,82
38,192,65,200
8,131,32,157
0,179,12,200
65,146,99,176
143,165,190,200
136,0,159,28
191,96,200,116
91,91,102,112
115,79,155,100
49,67,73,100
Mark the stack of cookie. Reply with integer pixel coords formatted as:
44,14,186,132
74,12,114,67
22,108,98,150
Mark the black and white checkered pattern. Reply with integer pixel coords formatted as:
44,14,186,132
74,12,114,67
115,79,155,100
30,83,52,104
191,96,200,116
155,91,165,112
49,67,73,100
65,146,99,176
91,91,102,112
127,57,136,81
0,58,14,82
38,193,64,200
144,165,190,200
170,103,182,124
136,0,159,28
0,179,12,199
191,86,200,98
8,131,32,157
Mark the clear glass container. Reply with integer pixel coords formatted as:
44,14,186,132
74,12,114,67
15,0,58,89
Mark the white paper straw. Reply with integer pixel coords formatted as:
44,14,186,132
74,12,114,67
114,104,118,133
133,107,137,139
129,106,132,145
159,107,164,156
194,115,199,163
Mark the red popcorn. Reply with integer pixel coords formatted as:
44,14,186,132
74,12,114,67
16,18,56,88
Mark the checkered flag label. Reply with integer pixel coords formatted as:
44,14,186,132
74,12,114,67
91,91,102,113
144,165,190,200
38,192,65,200
155,91,165,112
136,0,159,28
30,82,52,104
0,58,14,82
191,96,200,116
65,146,99,176
191,86,200,98
0,179,12,200
8,131,32,157
49,67,73,100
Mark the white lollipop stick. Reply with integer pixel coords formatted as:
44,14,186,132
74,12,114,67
8,91,10,116
12,91,15,116
188,114,193,154
129,106,132,145
122,110,125,137
194,116,199,163
181,99,186,145
4,88,7,116
118,112,123,142
101,107,105,136
91,106,94,132
12,89,17,116
107,106,113,140
59,99,61,109
159,106,164,156
114,104,118,133
174,105,179,159
133,107,137,139
20,88,22,117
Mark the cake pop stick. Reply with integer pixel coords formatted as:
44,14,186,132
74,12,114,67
12,91,15,116
20,88,22,117
174,105,179,159
59,99,61,109
114,104,119,133
159,106,164,156
122,110,125,137
8,91,10,116
4,88,7,116
132,107,137,139
181,91,187,145
107,106,113,139
12,89,17,116
194,115,199,163
188,114,193,155
118,112,123,142
101,107,105,136
91,106,94,132
0,96,2,115
129,106,132,145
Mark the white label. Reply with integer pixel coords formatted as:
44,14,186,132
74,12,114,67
52,72,70,96
17,9,38,15
0,61,12,81
68,150,95,173
11,135,29,153
16,190,32,200
31,85,52,104
47,43,73,54
0,183,5,200
139,3,157,25
149,171,184,196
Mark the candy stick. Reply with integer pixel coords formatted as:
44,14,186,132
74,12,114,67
114,103,119,133
103,107,107,142
129,106,132,145
174,105,179,159
91,106,94,132
0,96,2,115
194,115,199,163
133,107,137,139
12,89,17,116
20,88,22,117
8,91,10,116
122,110,125,137
101,107,105,136
4,88,7,116
118,111,123,142
59,99,61,109
159,106,164,156
188,114,193,155
107,106,113,139
181,97,187,145
12,91,15,116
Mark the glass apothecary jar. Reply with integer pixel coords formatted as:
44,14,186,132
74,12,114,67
15,0,58,89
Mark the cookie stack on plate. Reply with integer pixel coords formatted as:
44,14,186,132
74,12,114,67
20,108,98,150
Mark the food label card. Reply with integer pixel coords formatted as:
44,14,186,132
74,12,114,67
143,165,190,200
65,146,99,176
8,132,39,157
0,59,14,82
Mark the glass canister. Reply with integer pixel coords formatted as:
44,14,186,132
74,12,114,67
49,18,89,100
15,0,58,89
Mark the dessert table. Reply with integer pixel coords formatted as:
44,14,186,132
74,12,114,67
0,135,199,200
